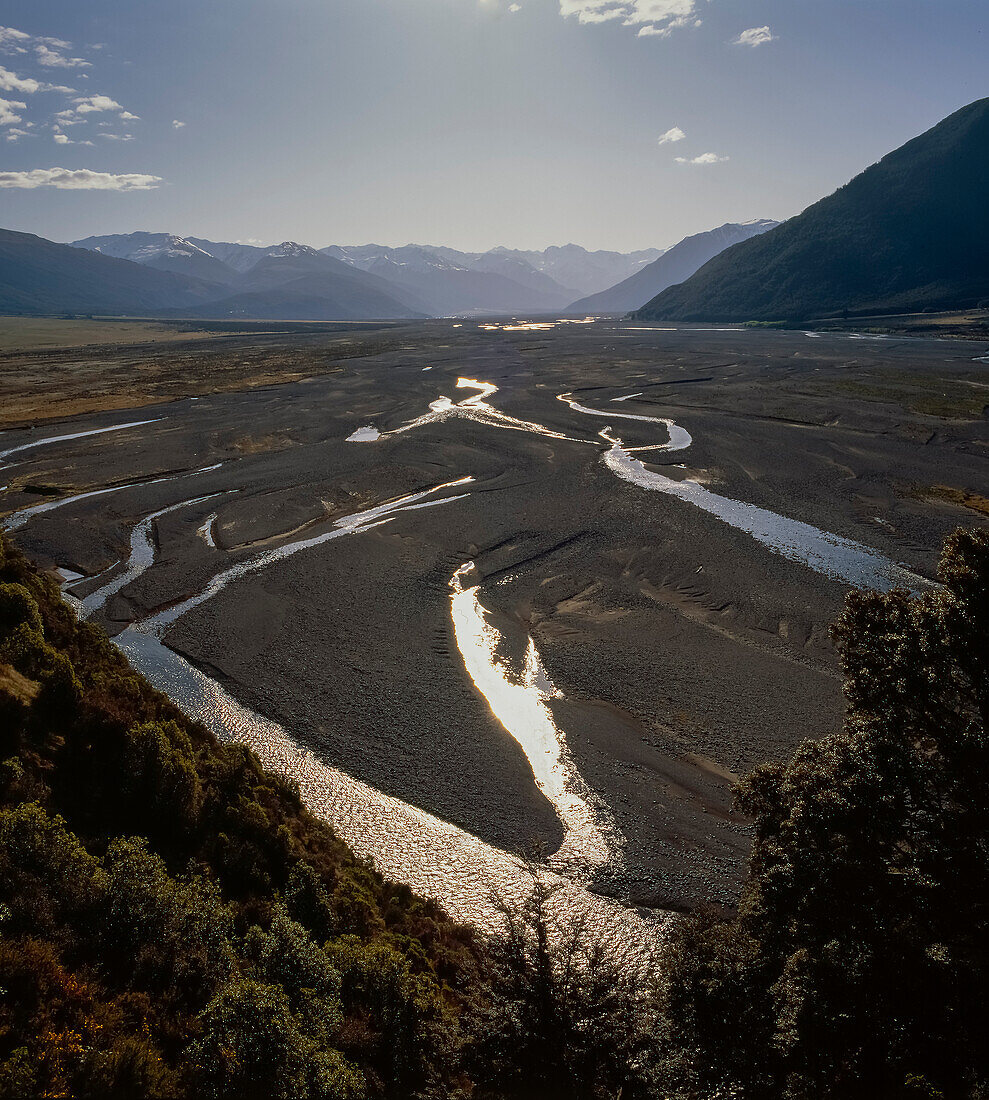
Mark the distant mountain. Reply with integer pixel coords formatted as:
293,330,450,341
0,229,221,316
481,244,666,298
462,250,580,300
61,234,425,320
186,238,271,274
71,232,237,286
321,242,669,314
570,221,778,314
232,241,427,317
637,98,989,322
322,244,574,315
177,241,426,320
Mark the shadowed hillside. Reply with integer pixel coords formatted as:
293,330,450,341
569,221,777,314
636,98,989,322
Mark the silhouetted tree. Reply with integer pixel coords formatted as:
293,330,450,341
470,875,662,1100
662,528,989,1098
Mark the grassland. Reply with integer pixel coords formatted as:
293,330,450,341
0,318,407,427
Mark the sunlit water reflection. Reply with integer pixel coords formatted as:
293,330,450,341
0,418,164,467
347,378,589,445
601,439,930,593
116,627,662,949
450,563,614,881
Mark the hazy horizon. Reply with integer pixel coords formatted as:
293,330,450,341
1,0,986,252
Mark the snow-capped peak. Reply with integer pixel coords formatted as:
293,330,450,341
266,241,321,259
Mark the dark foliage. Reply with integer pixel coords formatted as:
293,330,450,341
0,535,480,1099
468,877,664,1100
660,527,989,1098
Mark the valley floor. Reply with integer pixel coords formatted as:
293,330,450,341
2,318,987,911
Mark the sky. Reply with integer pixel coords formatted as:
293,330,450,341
0,0,986,253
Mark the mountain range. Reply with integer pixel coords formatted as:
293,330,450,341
637,97,989,322
1,233,672,320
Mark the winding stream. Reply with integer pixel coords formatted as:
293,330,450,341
88,479,655,945
450,563,613,880
351,378,925,592
80,491,231,619
138,478,472,635
558,393,693,453
0,418,164,467
600,440,928,591
2,462,224,534
348,378,588,445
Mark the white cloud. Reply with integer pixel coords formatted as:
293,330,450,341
35,43,91,68
733,25,776,47
559,0,700,36
52,131,94,146
675,151,729,165
0,167,162,190
0,66,39,94
637,15,700,36
0,96,26,125
561,0,690,27
509,3,522,10
0,26,31,50
1,27,92,67
658,125,685,144
54,93,139,135
72,93,122,113
5,126,29,141
172,119,186,129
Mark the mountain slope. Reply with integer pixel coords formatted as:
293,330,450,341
71,232,238,286
186,237,272,273
0,229,221,316
229,242,428,318
570,221,778,313
637,98,989,322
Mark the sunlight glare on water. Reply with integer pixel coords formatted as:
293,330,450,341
449,562,613,880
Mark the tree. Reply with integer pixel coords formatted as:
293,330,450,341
661,527,989,1098
469,875,662,1100
184,977,363,1100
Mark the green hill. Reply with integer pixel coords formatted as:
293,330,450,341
636,98,989,322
